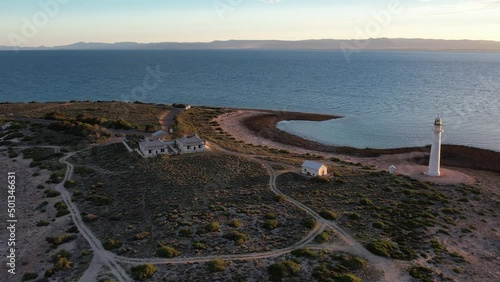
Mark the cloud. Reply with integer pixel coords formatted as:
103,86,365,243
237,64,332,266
261,0,282,3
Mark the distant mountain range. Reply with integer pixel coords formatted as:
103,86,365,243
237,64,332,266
1,38,500,52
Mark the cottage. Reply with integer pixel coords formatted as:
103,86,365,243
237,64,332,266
150,130,169,141
302,161,328,176
139,140,175,157
175,134,206,154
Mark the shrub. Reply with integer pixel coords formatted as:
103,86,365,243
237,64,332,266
67,226,79,233
45,111,66,120
319,210,337,220
179,228,193,237
263,219,279,230
366,239,398,258
303,218,317,230
223,231,248,245
264,212,276,219
156,246,180,258
193,242,207,250
54,257,72,271
131,264,157,281
80,249,92,256
409,265,434,280
44,268,55,278
273,194,286,203
345,212,361,220
36,220,50,227
64,180,77,188
21,272,38,281
372,221,385,229
267,261,301,282
208,259,226,272
229,219,241,228
205,221,221,232
337,254,367,270
44,189,60,197
291,248,317,258
315,232,329,243
360,198,373,205
335,274,362,282
46,235,76,247
102,239,122,250
134,231,150,240
56,210,71,217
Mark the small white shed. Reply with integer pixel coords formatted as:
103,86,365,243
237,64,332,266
302,161,328,176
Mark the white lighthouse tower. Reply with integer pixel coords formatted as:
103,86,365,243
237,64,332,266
426,116,444,176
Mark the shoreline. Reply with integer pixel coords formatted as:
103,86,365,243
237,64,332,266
220,109,500,173
2,101,499,173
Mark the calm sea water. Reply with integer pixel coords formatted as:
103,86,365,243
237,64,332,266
0,50,499,152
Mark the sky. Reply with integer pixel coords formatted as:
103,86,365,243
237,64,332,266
0,0,499,47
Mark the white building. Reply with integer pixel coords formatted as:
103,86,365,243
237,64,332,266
302,161,328,176
175,134,206,154
139,140,176,157
426,116,444,176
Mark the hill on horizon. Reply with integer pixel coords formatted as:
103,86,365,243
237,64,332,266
1,38,500,52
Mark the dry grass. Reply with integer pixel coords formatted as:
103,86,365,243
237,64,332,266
0,101,166,129
67,144,310,258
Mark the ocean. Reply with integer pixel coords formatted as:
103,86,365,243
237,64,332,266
0,50,499,152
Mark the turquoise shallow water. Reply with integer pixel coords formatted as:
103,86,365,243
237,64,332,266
0,50,499,151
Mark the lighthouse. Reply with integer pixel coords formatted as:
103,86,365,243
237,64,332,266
426,116,444,177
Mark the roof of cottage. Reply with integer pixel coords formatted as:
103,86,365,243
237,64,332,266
140,140,170,150
302,161,326,170
177,135,204,146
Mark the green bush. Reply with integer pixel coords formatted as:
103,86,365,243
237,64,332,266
134,231,150,240
372,221,385,229
366,239,398,258
291,248,318,259
335,274,362,282
264,212,276,219
156,246,180,258
21,272,38,281
345,212,361,220
44,189,60,197
44,268,55,278
229,219,241,228
54,257,72,271
409,265,434,280
64,180,77,188
179,228,193,237
205,221,221,232
274,194,286,203
360,198,373,205
267,261,301,282
193,242,207,250
131,264,157,281
36,220,50,227
208,259,226,272
337,254,367,270
46,235,76,247
303,218,317,230
263,219,279,230
223,231,249,245
319,210,337,220
315,232,329,243
102,239,122,250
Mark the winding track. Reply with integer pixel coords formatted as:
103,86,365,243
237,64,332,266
30,143,407,281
